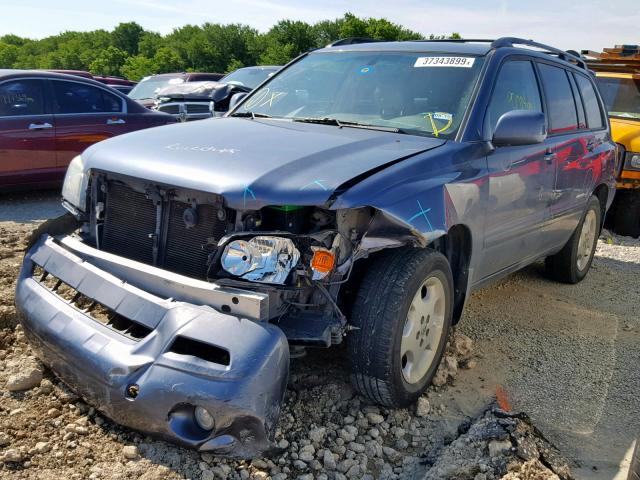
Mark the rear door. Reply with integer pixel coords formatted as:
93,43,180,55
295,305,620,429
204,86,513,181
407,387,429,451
51,79,128,170
536,63,607,250
478,59,554,279
0,78,57,187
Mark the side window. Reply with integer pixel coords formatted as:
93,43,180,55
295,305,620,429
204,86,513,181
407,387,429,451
53,81,122,114
538,64,578,134
488,60,543,132
568,74,587,129
0,79,45,117
574,74,604,130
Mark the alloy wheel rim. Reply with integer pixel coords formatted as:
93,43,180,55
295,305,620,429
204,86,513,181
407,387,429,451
577,210,597,271
400,275,446,384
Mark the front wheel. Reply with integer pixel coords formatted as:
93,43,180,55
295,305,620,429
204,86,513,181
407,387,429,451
347,248,453,408
545,196,601,284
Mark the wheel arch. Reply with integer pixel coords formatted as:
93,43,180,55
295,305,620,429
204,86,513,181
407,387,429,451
427,224,472,324
593,183,609,231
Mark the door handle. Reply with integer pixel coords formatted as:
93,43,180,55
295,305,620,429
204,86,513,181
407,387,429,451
544,150,557,164
28,122,53,130
106,118,126,125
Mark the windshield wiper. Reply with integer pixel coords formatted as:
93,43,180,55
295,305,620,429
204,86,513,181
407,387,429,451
231,111,273,119
292,117,402,133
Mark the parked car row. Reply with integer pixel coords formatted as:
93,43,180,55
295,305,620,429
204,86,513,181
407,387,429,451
15,37,617,457
0,70,174,190
153,66,280,121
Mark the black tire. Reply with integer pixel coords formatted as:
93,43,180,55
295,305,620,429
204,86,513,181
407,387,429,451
630,439,640,480
347,247,453,408
613,190,640,238
546,196,601,284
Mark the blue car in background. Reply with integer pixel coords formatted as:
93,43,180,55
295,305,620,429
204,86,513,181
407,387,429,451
16,37,616,457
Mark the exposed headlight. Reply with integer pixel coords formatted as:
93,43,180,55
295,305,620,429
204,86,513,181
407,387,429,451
221,236,300,284
62,155,89,212
626,152,640,170
194,406,215,431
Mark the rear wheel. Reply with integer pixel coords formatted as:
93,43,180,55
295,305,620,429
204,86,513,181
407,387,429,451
546,196,601,284
613,190,640,238
347,248,453,407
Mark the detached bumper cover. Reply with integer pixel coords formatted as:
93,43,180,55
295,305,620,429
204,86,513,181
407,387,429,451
15,235,289,458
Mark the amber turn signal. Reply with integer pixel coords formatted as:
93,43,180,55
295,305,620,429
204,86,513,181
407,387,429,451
311,249,335,274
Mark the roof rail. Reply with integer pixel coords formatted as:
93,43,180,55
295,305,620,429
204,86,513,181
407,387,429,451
416,38,496,43
491,37,587,70
328,37,382,47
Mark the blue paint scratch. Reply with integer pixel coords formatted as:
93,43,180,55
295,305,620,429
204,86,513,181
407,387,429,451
243,185,256,208
407,200,433,231
300,179,328,191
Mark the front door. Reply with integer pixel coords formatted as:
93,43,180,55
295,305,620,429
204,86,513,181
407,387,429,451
478,59,555,280
0,78,57,187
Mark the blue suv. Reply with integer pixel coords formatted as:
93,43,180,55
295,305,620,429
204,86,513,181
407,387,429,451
16,37,616,457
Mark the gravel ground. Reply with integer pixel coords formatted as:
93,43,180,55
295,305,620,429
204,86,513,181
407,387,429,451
1,192,638,479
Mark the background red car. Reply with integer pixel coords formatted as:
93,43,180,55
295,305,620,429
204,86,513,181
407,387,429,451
0,70,175,190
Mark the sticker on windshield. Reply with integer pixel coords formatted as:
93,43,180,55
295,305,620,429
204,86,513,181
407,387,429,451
414,56,475,68
432,112,453,121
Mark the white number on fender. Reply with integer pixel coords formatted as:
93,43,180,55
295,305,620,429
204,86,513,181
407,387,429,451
414,56,475,68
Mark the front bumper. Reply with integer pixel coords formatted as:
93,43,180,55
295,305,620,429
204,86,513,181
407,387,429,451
15,235,289,458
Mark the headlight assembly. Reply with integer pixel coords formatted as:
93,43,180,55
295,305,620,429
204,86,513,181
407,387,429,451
61,155,89,212
626,152,640,171
221,236,300,284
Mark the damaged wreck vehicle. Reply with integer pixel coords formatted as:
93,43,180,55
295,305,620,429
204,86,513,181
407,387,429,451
16,37,617,458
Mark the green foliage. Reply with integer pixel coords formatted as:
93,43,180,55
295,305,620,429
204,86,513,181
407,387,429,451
120,55,155,81
112,22,144,56
89,46,127,76
0,15,461,80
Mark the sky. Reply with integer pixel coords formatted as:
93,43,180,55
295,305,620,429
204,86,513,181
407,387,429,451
0,0,639,52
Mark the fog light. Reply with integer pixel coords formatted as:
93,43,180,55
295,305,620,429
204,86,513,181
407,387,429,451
194,406,215,431
221,236,300,284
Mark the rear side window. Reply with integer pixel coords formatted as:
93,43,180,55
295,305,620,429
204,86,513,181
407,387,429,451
487,60,543,131
53,81,122,114
574,74,604,129
568,74,587,129
0,79,45,117
538,64,578,134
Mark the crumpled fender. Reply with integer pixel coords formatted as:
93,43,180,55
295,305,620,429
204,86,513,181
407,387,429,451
330,143,487,248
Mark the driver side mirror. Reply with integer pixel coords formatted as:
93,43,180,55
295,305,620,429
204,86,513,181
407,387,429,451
228,92,248,111
492,110,547,147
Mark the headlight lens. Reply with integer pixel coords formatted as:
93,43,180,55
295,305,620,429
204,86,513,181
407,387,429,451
61,155,89,211
626,152,640,170
221,236,300,284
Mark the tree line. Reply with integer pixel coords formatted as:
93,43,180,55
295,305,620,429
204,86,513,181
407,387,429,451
0,14,460,81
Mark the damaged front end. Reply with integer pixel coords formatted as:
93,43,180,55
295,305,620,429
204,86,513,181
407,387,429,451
16,166,424,458
17,232,288,458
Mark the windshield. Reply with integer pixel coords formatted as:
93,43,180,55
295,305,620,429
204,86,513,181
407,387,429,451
128,76,184,100
596,76,640,120
235,52,484,138
221,67,278,90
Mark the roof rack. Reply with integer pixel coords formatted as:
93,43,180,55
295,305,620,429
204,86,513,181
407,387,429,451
326,36,587,70
491,37,587,69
